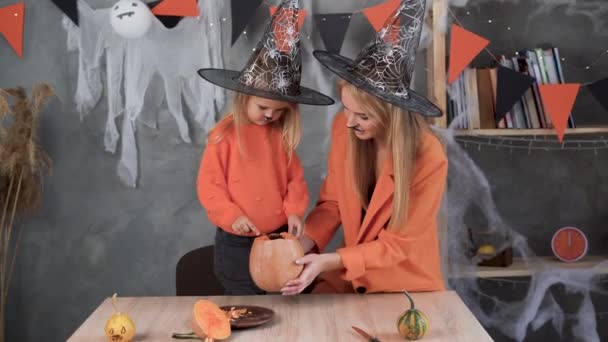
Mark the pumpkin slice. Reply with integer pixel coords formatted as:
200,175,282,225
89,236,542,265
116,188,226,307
249,232,304,292
192,300,231,342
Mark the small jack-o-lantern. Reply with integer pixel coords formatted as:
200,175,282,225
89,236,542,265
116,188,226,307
105,293,136,342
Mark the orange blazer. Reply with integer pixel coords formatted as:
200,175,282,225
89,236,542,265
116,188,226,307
197,117,309,235
305,112,447,293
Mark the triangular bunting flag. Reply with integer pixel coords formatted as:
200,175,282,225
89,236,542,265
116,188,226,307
151,0,199,17
362,0,401,32
146,1,184,28
448,24,489,84
587,78,608,113
495,65,535,123
231,0,263,45
314,14,352,54
51,0,78,25
0,2,25,58
269,6,306,29
539,84,580,142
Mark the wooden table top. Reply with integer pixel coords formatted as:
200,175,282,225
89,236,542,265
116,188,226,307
68,291,492,341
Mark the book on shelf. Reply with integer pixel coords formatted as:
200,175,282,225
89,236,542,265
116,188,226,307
446,46,576,130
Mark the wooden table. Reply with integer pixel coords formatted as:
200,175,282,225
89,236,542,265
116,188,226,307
68,291,492,341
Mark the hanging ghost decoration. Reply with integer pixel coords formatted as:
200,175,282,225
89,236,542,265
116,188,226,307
109,0,153,39
63,0,225,187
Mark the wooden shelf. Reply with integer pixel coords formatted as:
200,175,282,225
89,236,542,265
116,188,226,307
451,127,608,136
450,256,608,279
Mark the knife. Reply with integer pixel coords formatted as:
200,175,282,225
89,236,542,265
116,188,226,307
352,326,381,342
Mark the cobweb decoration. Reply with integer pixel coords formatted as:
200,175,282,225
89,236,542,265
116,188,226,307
353,0,425,99
238,0,302,96
63,0,225,187
438,119,608,341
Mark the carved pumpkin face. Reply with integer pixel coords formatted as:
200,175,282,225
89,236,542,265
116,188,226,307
105,313,135,341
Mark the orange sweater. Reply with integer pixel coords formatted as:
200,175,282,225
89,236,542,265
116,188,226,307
197,117,309,235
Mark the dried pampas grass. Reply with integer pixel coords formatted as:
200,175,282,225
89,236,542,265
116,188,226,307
0,83,54,342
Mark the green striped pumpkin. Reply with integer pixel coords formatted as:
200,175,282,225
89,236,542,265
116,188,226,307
397,290,429,340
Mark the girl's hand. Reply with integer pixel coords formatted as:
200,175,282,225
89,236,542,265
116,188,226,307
232,216,260,235
280,253,342,295
287,215,304,238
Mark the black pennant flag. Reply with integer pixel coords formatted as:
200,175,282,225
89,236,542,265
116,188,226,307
231,0,263,45
495,65,535,123
314,13,352,54
51,0,78,25
587,77,608,113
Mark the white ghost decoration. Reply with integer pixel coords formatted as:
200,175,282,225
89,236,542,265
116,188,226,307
110,0,153,39
63,0,225,187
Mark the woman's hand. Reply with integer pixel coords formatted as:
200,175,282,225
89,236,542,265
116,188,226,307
280,253,342,295
287,214,304,237
231,216,260,235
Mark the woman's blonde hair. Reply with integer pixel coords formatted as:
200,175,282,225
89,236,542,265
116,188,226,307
209,93,301,161
339,80,434,232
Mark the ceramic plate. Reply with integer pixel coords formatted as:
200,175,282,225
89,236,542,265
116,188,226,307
220,305,275,329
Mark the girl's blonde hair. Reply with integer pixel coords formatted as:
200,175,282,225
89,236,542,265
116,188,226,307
209,93,301,161
339,80,435,232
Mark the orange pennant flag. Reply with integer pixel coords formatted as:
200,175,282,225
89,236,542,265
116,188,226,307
362,0,401,32
151,0,199,17
448,24,489,84
539,84,580,142
269,6,306,29
0,2,25,58
269,6,306,53
383,17,401,45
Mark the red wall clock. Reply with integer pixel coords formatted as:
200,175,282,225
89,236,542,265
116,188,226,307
551,226,588,263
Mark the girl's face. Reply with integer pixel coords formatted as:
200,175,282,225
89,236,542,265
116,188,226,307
341,86,382,141
246,96,291,126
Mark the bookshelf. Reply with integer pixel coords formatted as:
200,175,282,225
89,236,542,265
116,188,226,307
453,127,608,136
450,256,608,279
426,1,607,137
425,0,608,280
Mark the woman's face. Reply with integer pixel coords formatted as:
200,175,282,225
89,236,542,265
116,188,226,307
341,86,382,141
246,96,290,126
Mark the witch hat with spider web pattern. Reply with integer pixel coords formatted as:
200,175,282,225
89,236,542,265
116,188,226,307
198,0,334,106
313,0,441,116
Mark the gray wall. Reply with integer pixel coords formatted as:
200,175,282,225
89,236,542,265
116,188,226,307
1,0,607,341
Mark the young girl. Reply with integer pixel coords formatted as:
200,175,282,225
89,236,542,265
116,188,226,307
196,0,334,295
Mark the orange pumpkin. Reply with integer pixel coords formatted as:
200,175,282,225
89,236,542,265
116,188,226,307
249,233,304,292
191,300,231,342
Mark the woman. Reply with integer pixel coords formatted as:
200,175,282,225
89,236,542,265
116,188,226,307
281,0,447,295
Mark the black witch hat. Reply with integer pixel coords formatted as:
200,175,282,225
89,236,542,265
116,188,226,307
198,0,334,106
313,0,441,116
